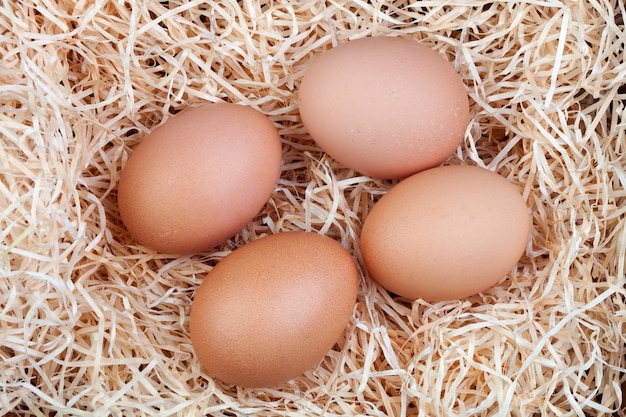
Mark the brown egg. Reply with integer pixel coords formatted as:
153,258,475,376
360,165,531,301
298,36,469,179
117,103,282,254
189,231,359,388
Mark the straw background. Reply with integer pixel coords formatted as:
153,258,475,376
1,0,625,416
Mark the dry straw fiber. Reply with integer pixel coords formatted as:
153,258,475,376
1,0,625,416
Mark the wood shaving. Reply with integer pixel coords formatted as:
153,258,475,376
1,1,624,415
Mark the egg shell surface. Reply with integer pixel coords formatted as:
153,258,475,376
189,231,359,388
360,165,531,301
298,36,469,179
117,103,282,254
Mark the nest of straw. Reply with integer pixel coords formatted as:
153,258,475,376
1,1,625,416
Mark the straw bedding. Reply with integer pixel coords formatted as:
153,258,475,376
1,0,624,416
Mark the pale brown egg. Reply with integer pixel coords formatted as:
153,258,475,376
360,165,531,301
298,36,469,179
189,231,359,388
117,103,282,254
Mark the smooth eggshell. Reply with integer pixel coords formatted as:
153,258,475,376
298,36,469,179
189,231,359,388
360,165,530,301
117,103,282,254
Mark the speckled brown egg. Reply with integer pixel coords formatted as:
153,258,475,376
117,102,282,254
189,231,359,388
360,165,531,301
298,36,469,179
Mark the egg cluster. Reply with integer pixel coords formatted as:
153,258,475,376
117,36,531,388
